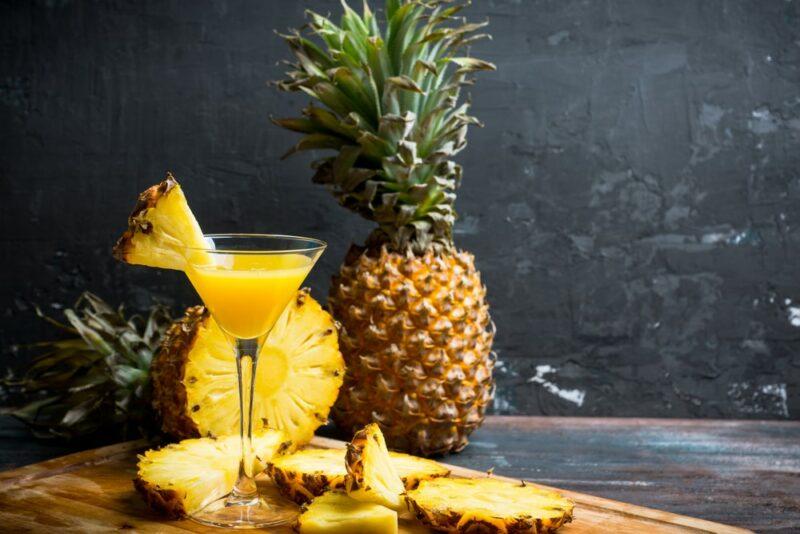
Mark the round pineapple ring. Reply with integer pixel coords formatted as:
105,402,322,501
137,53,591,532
406,477,574,534
152,289,345,447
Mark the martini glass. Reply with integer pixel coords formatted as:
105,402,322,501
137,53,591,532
183,234,326,529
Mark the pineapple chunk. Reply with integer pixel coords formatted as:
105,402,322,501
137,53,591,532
267,447,449,504
345,424,406,512
112,173,208,270
295,492,397,534
406,478,574,534
134,430,289,518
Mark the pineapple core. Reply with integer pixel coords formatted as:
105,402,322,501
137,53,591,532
296,492,397,534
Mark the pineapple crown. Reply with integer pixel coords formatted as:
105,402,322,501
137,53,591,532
0,293,172,439
274,0,495,254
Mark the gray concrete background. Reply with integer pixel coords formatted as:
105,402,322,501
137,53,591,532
1,0,798,419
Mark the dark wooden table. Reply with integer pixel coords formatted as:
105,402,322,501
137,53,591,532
2,416,798,532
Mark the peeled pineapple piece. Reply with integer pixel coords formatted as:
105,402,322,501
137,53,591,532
134,430,288,518
112,173,208,270
406,477,574,534
267,447,449,504
152,290,344,447
345,423,406,512
295,491,397,534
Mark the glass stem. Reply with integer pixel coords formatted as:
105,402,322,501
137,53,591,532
228,337,260,506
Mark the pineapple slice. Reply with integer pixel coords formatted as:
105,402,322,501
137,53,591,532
344,423,406,512
267,447,449,504
112,173,208,270
406,478,574,534
134,430,289,518
152,289,345,447
295,491,397,534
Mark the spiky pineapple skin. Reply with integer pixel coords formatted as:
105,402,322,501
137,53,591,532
330,247,495,456
404,507,569,534
343,428,370,494
112,174,178,263
151,305,206,438
133,478,185,519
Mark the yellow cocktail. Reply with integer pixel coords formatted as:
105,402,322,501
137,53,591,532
187,253,313,340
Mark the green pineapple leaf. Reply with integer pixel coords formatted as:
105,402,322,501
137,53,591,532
274,0,495,254
0,292,172,440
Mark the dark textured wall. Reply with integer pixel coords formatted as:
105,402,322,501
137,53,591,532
1,0,799,419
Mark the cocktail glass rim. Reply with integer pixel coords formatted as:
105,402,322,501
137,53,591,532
184,233,327,254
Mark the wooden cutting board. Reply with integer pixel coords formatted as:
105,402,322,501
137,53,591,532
0,436,751,533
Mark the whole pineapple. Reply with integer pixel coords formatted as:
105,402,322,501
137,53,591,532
275,0,495,456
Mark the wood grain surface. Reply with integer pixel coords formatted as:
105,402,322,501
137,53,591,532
441,417,800,533
2,416,798,532
0,435,752,533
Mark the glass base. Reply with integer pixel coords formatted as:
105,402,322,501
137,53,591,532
191,490,297,529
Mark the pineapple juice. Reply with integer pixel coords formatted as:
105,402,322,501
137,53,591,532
186,253,312,339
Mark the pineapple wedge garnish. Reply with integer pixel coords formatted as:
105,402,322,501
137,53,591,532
134,430,289,518
406,478,574,534
344,423,406,512
112,173,207,270
267,447,449,504
295,491,397,534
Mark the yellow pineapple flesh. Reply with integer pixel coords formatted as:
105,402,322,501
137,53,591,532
345,423,406,512
267,447,449,504
406,478,574,534
134,430,289,518
331,247,495,457
294,491,398,534
112,173,208,270
152,289,344,447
